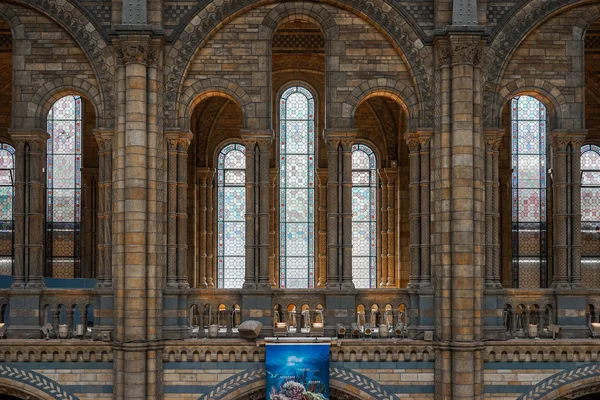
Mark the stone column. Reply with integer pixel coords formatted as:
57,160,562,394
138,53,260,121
406,133,421,288
206,173,215,287
379,172,388,287
317,168,328,287
197,167,211,288
484,130,502,288
166,135,178,287
551,132,570,289
324,129,357,289
95,129,114,288
569,134,586,287
177,134,192,288
270,168,278,287
241,129,273,289
386,168,397,287
419,133,432,287
11,139,25,287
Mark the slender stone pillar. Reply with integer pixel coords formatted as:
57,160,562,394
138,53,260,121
94,136,106,284
406,133,421,288
324,129,357,289
11,139,26,288
177,134,192,288
569,134,586,287
241,129,273,289
166,134,178,287
206,173,215,287
484,130,502,288
419,133,432,287
379,172,388,287
197,167,211,288
386,168,397,287
551,132,570,289
95,129,114,288
270,168,278,287
317,168,328,287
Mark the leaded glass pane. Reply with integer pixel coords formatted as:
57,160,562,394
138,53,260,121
46,95,82,278
581,145,600,288
0,144,15,276
352,144,377,288
217,144,246,288
511,96,547,288
279,86,315,288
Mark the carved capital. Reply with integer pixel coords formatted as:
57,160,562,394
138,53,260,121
452,45,482,66
551,130,587,152
240,129,274,150
323,129,357,150
116,41,150,65
437,43,453,67
147,46,160,67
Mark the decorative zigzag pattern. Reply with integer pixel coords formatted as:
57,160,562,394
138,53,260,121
517,364,600,400
330,366,398,400
199,368,266,400
0,365,79,400
197,366,399,400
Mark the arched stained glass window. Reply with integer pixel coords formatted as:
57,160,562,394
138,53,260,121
511,95,547,288
0,144,14,276
279,86,315,288
581,144,600,282
46,95,83,278
352,144,377,288
217,143,246,288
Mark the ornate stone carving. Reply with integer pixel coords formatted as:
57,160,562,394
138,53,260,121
117,43,149,65
452,44,482,66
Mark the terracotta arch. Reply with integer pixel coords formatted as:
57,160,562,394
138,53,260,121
517,363,600,400
0,365,80,400
179,79,252,131
31,78,103,130
483,0,599,127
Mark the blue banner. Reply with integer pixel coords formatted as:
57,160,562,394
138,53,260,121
266,343,330,400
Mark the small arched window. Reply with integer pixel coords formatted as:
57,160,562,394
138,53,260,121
511,95,547,288
217,143,246,288
46,95,83,278
279,85,316,289
0,144,15,276
352,144,377,288
581,144,600,275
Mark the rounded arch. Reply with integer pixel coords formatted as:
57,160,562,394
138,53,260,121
4,0,114,126
0,4,25,40
32,79,103,129
344,78,417,129
0,365,80,400
259,2,338,41
210,138,246,169
197,366,399,400
493,79,566,131
164,0,432,128
484,0,598,127
517,364,600,400
179,79,252,131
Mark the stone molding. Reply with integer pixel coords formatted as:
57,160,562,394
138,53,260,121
517,363,600,400
0,365,80,400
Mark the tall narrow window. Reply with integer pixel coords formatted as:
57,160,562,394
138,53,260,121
511,96,547,288
352,144,377,288
0,144,14,275
581,144,600,285
217,143,246,288
46,95,82,278
279,86,315,288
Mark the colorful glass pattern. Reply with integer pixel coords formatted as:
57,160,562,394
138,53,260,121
581,145,600,262
279,86,315,288
511,96,547,288
352,144,377,288
46,95,82,278
0,144,14,276
217,143,246,288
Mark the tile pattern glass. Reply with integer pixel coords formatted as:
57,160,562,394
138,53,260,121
46,95,82,278
0,144,14,275
217,144,246,288
511,96,547,288
352,144,377,288
581,145,600,288
279,86,315,288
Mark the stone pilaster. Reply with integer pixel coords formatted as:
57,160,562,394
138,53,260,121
484,129,503,288
551,131,570,289
379,171,388,287
418,132,432,287
94,128,114,288
406,132,421,288
196,167,213,288
317,168,328,288
385,168,397,287
11,138,25,288
324,129,357,289
269,168,278,287
568,132,587,287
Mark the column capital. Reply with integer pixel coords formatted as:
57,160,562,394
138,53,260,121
165,130,192,150
405,128,432,149
93,128,115,148
240,129,274,142
383,167,398,180
550,129,588,148
115,35,154,66
322,128,358,145
484,129,503,151
9,128,49,145
197,167,215,183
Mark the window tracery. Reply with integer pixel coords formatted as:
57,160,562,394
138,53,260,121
581,144,600,268
0,143,14,276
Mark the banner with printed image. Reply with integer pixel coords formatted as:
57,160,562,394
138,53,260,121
266,343,330,400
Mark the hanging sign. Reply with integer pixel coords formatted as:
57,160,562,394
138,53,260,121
266,343,330,400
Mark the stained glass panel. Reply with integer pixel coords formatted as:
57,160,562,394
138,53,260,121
0,144,15,276
352,144,377,288
511,96,547,288
46,95,82,278
217,143,246,288
279,86,315,288
581,145,600,285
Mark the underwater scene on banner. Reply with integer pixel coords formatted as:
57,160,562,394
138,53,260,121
266,343,330,400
